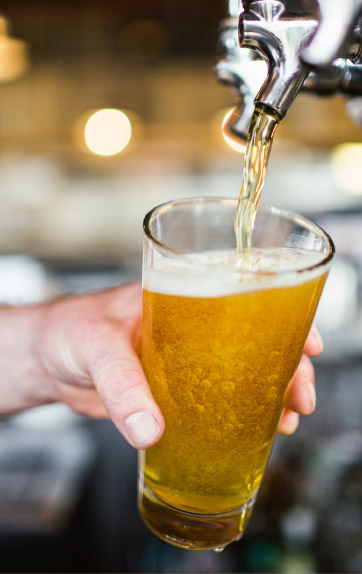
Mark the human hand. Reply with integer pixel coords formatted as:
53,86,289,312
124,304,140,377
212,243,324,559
278,325,323,435
0,282,165,449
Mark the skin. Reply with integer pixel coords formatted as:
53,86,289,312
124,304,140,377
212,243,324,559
0,282,323,448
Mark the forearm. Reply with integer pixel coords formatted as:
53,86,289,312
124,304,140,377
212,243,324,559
0,304,56,414
0,285,165,449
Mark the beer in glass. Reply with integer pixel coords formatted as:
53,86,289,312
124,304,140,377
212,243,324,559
139,197,334,550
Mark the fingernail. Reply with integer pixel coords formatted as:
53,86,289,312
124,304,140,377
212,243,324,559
124,412,160,449
308,382,316,410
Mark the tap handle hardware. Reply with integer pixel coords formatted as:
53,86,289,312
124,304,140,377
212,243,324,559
239,0,318,118
215,9,267,140
216,0,362,138
302,0,362,67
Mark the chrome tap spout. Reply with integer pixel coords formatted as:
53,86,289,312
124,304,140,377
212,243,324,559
239,0,318,118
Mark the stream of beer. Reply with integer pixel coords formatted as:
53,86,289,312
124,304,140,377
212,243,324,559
234,104,280,263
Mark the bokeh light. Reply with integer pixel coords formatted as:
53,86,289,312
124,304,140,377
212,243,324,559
331,143,362,195
222,108,247,154
0,15,29,82
84,108,132,156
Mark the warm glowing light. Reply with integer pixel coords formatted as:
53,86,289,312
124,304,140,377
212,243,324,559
222,109,247,154
84,108,132,156
331,143,362,195
0,15,29,82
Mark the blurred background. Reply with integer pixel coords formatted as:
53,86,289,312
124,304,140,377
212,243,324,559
0,0,361,572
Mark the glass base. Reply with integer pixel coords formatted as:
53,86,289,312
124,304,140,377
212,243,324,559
138,482,256,551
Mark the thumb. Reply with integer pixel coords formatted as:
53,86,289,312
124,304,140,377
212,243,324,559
89,334,165,449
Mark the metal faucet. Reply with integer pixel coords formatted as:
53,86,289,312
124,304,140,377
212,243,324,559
216,0,362,141
215,7,268,141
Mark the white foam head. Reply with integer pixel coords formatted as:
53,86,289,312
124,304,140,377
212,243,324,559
143,248,329,298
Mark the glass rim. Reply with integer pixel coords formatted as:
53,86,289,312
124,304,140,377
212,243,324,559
143,196,335,276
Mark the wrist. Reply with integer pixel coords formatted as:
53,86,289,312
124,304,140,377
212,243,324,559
0,303,57,414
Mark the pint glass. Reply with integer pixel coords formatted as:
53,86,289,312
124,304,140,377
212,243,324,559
138,197,334,551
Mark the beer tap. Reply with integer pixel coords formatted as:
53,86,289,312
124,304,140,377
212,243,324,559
215,1,268,141
216,0,362,141
238,0,319,119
